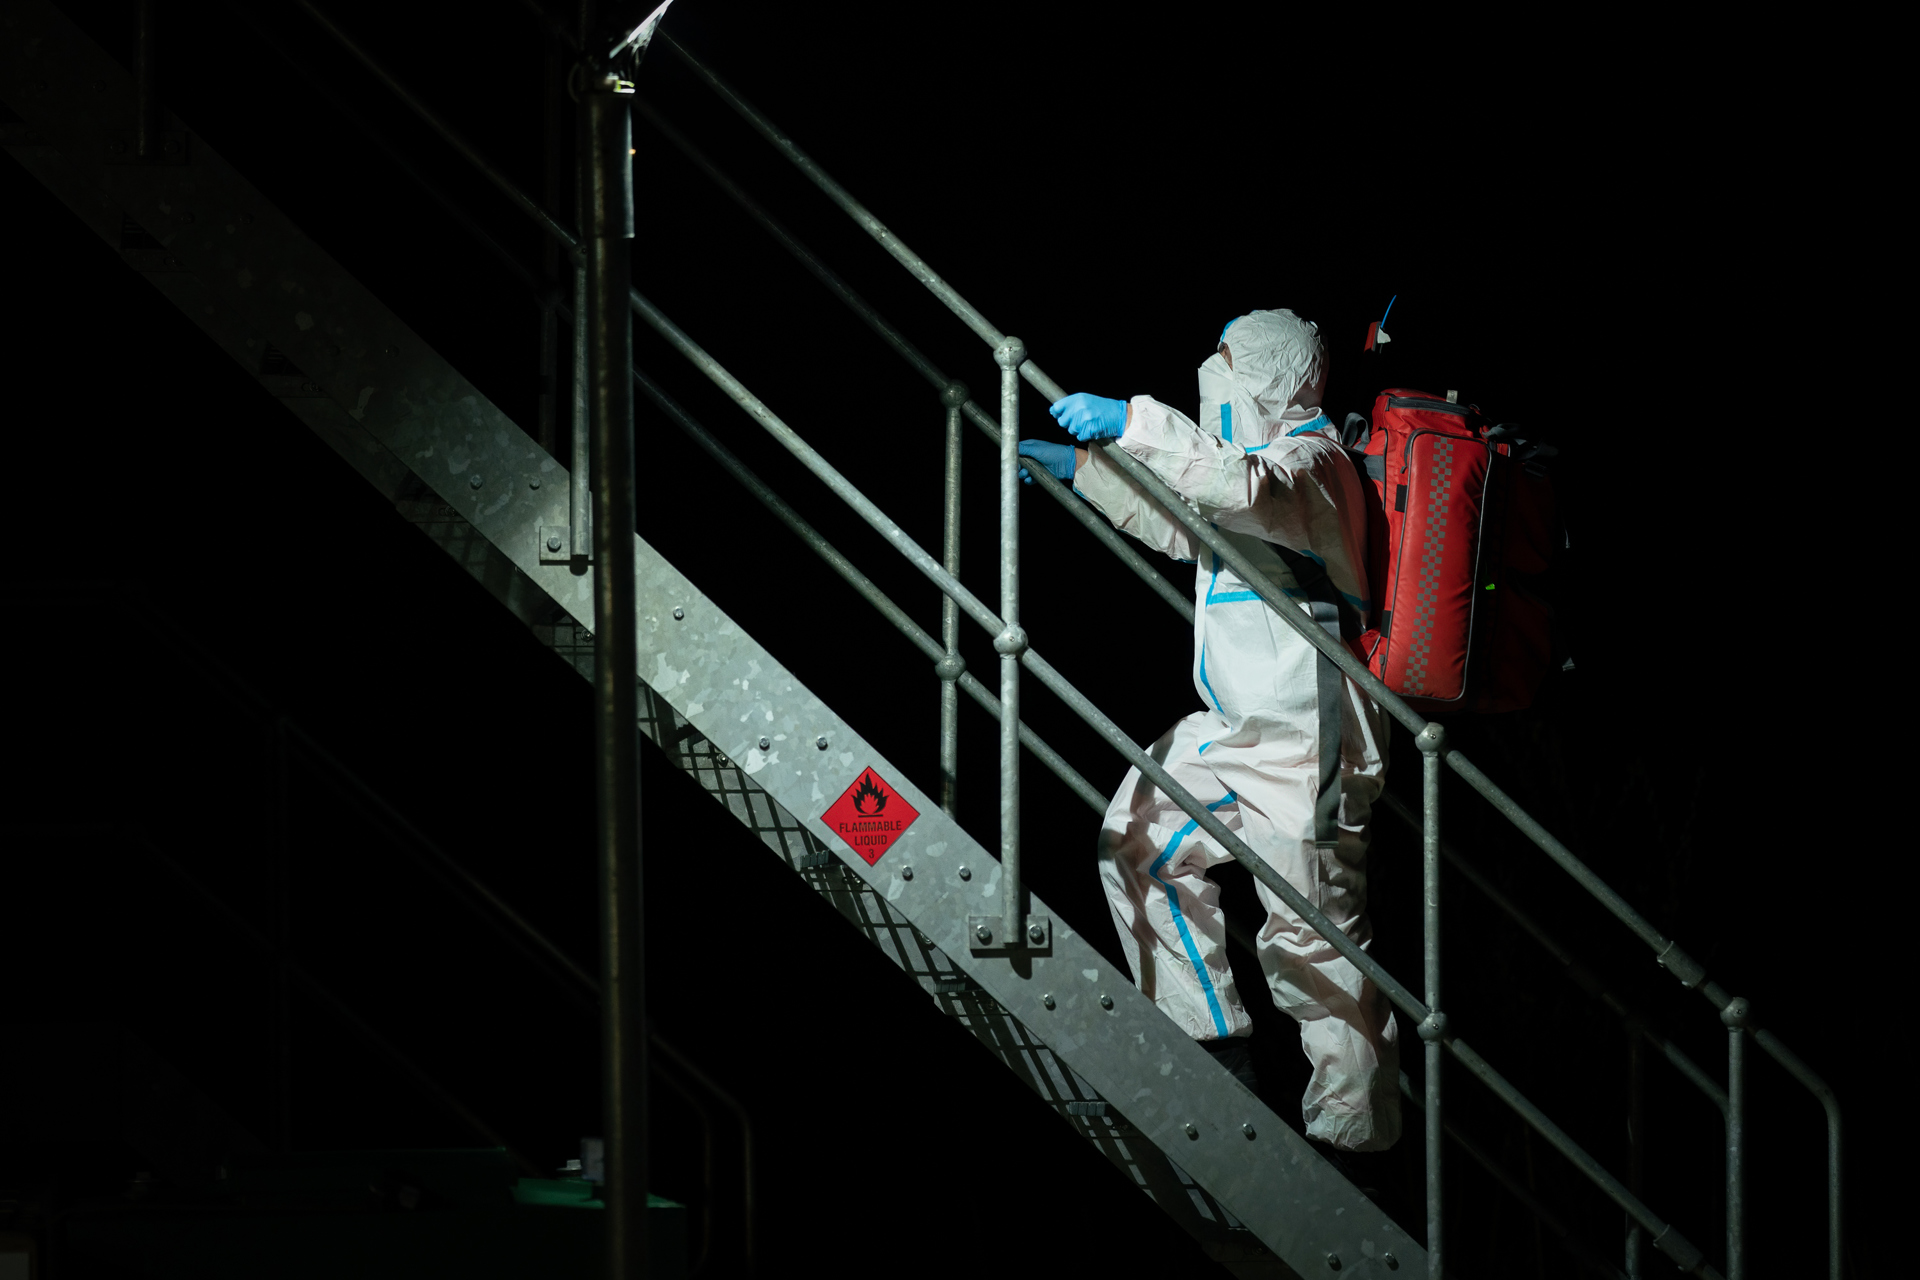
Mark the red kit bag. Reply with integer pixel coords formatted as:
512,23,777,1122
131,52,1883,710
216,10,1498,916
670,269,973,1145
1354,389,1559,715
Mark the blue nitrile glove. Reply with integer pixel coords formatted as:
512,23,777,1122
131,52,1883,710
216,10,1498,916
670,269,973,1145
1017,439,1076,485
1049,392,1129,442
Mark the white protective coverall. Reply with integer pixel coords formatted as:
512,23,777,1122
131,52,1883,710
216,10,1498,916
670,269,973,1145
1073,309,1400,1152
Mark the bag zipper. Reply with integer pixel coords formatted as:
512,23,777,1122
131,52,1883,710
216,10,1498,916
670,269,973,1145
1386,396,1473,417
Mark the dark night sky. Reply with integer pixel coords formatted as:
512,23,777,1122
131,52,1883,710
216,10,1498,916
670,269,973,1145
2,2,1895,1276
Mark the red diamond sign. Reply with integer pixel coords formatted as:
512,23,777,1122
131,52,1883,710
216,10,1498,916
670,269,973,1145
821,767,920,866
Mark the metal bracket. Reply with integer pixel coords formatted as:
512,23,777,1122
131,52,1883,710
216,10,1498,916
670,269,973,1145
538,526,572,563
967,913,1051,955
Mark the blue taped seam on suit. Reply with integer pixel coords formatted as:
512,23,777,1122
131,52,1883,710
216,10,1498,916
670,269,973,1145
1198,642,1222,710
1149,789,1240,1038
1220,402,1233,442
1207,553,1300,606
1287,412,1332,437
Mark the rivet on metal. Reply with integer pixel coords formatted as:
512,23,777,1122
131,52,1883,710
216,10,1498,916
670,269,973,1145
958,866,971,881
900,867,913,881
1184,1123,1198,1140
546,536,563,553
758,737,771,751
974,924,993,944
1325,1253,1341,1271
1242,1123,1256,1139
1099,993,1114,1010
1042,994,1055,1010
469,474,483,489
1382,1255,1398,1272
529,477,541,490
815,736,828,750
1027,923,1045,944
672,607,684,620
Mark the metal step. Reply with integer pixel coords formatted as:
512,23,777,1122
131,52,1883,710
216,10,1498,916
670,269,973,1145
0,6,1420,1274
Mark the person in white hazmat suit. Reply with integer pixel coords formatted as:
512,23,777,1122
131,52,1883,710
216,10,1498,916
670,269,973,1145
1017,309,1399,1153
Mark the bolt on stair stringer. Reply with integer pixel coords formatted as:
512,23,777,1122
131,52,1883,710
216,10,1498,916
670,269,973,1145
0,4,1416,1274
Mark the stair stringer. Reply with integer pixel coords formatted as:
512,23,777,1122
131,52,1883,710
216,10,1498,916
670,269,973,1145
0,6,1421,1274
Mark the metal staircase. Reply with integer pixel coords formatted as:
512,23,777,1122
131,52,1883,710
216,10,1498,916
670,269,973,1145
0,3,1843,1276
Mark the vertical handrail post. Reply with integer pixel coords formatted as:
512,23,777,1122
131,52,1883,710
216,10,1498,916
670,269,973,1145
1626,1024,1646,1278
993,338,1026,947
937,380,969,817
570,256,592,562
1827,1098,1842,1280
1415,722,1448,1278
585,64,647,1280
1723,997,1750,1280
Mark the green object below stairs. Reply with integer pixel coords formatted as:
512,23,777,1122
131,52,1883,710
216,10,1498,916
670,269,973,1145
60,1149,686,1280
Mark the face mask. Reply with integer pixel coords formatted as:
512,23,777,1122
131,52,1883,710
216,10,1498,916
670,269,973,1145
1197,351,1279,445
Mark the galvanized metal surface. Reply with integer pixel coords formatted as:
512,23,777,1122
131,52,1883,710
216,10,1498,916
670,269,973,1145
993,337,1026,955
631,363,1105,815
940,397,964,816
0,7,1415,1272
6,5,1836,1271
621,272,1732,1275
612,462,1416,1277
571,261,591,564
1722,1000,1749,1280
1375,793,1729,1118
1418,737,1445,1278
645,38,1827,1274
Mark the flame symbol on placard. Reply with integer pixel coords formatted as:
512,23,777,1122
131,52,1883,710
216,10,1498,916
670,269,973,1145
852,773,888,817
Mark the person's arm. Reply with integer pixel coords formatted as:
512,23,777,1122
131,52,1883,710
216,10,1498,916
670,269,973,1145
1110,396,1339,553
1068,423,1204,564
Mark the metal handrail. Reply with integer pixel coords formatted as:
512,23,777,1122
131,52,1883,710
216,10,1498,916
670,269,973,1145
1376,792,1728,1115
629,96,1193,622
1397,1074,1628,1280
659,32,1837,1277
270,16,1715,1271
248,9,1834,1273
632,363,1108,814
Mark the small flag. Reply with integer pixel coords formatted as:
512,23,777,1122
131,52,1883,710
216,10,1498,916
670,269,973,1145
1365,294,1397,352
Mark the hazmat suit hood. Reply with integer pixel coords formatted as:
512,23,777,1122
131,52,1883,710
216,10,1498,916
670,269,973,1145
1196,309,1329,447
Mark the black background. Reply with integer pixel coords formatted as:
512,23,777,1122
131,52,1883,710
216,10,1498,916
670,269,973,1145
2,2,1895,1276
